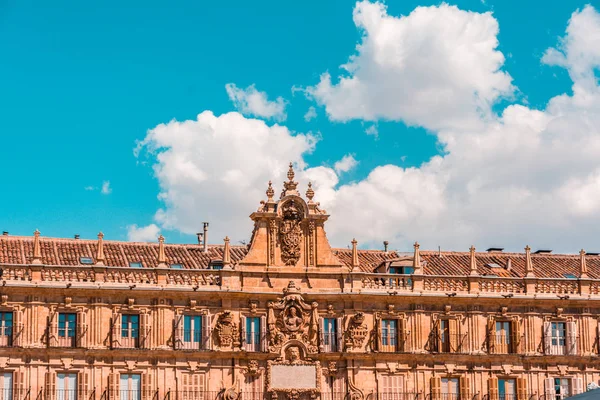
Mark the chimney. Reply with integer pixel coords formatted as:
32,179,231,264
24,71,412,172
2,231,7,236
203,222,209,253
383,241,389,252
74,234,80,240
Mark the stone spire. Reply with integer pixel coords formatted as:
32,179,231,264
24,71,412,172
469,245,478,276
157,235,167,267
351,238,359,270
412,242,422,274
281,162,299,198
306,182,315,203
580,249,588,278
223,236,231,269
32,229,42,265
96,232,105,266
525,245,535,277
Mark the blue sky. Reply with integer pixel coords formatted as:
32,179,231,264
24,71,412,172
1,1,600,252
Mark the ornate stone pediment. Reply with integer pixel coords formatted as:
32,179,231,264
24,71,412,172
267,281,319,354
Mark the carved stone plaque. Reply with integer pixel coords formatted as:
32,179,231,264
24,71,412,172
270,365,317,389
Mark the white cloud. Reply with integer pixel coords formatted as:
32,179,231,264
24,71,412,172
225,83,287,121
304,106,317,121
334,154,358,173
307,2,514,132
84,186,95,191
135,3,600,254
127,224,160,242
365,124,378,137
101,181,112,195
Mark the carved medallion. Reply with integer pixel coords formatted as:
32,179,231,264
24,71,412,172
280,200,302,266
215,311,239,348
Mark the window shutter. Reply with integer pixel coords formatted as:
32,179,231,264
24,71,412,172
13,308,24,347
174,313,184,350
511,319,521,354
566,321,577,355
108,373,119,400
516,377,528,400
448,319,458,352
15,371,24,399
488,377,498,400
572,377,583,395
318,317,324,351
240,315,246,350
543,322,553,354
375,317,381,352
459,376,470,400
336,316,344,353
76,309,88,348
429,377,441,400
48,312,58,347
142,373,153,400
487,318,496,354
78,371,89,400
111,312,122,349
434,320,442,353
544,378,556,400
140,312,151,349
398,319,406,352
44,371,56,400
202,313,212,350
260,315,267,352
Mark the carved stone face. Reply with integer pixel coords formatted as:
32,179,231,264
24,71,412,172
286,346,300,362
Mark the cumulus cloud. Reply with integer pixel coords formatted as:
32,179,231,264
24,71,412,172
304,106,317,121
225,83,287,121
127,224,160,242
307,2,514,132
101,181,112,195
135,3,600,253
334,154,358,174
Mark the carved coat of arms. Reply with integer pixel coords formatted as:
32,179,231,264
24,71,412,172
280,200,302,266
215,311,239,349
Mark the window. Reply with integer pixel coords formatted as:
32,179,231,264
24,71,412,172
0,312,12,347
183,315,201,349
551,322,566,354
322,318,337,352
554,378,570,400
119,374,141,400
0,372,12,400
245,317,261,352
57,373,77,400
58,313,77,347
122,315,139,348
79,257,93,265
440,320,450,353
170,264,183,269
210,262,223,271
381,319,397,352
495,321,511,353
441,378,459,400
498,379,516,400
129,262,142,268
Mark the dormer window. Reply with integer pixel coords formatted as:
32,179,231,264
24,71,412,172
129,262,142,268
389,266,414,275
209,261,223,270
80,257,94,265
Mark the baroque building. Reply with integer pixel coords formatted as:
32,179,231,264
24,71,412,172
0,164,599,400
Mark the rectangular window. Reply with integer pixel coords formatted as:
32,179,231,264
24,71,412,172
119,374,141,400
440,320,451,352
495,321,511,354
0,372,12,400
183,315,202,347
441,378,459,400
0,312,13,347
549,322,567,355
246,317,261,352
129,262,143,268
121,315,139,348
57,373,77,400
381,319,397,352
554,378,570,400
323,318,337,352
498,379,516,400
58,313,77,347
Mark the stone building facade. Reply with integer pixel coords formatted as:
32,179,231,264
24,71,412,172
0,165,599,400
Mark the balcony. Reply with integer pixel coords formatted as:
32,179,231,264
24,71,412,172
426,333,467,353
169,392,228,400
379,331,411,353
56,336,76,348
488,333,525,354
243,332,263,352
379,393,422,400
0,327,12,347
119,336,139,349
176,330,203,351
56,390,77,400
320,332,339,352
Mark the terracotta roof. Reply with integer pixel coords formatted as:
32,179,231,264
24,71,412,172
0,235,595,278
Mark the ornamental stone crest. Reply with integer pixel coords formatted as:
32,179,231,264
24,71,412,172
267,281,319,353
280,200,303,266
344,312,368,350
215,311,239,349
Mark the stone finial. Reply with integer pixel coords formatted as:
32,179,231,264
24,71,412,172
287,162,295,181
266,181,275,201
32,229,42,264
157,235,166,266
351,238,359,270
469,245,478,276
525,245,535,277
96,232,105,265
306,182,315,202
412,242,422,274
223,236,231,269
281,162,299,198
580,249,588,278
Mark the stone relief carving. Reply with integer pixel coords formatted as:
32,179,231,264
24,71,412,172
345,312,368,350
280,200,303,266
244,360,260,376
215,311,239,349
266,342,321,400
348,377,365,400
267,281,319,354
